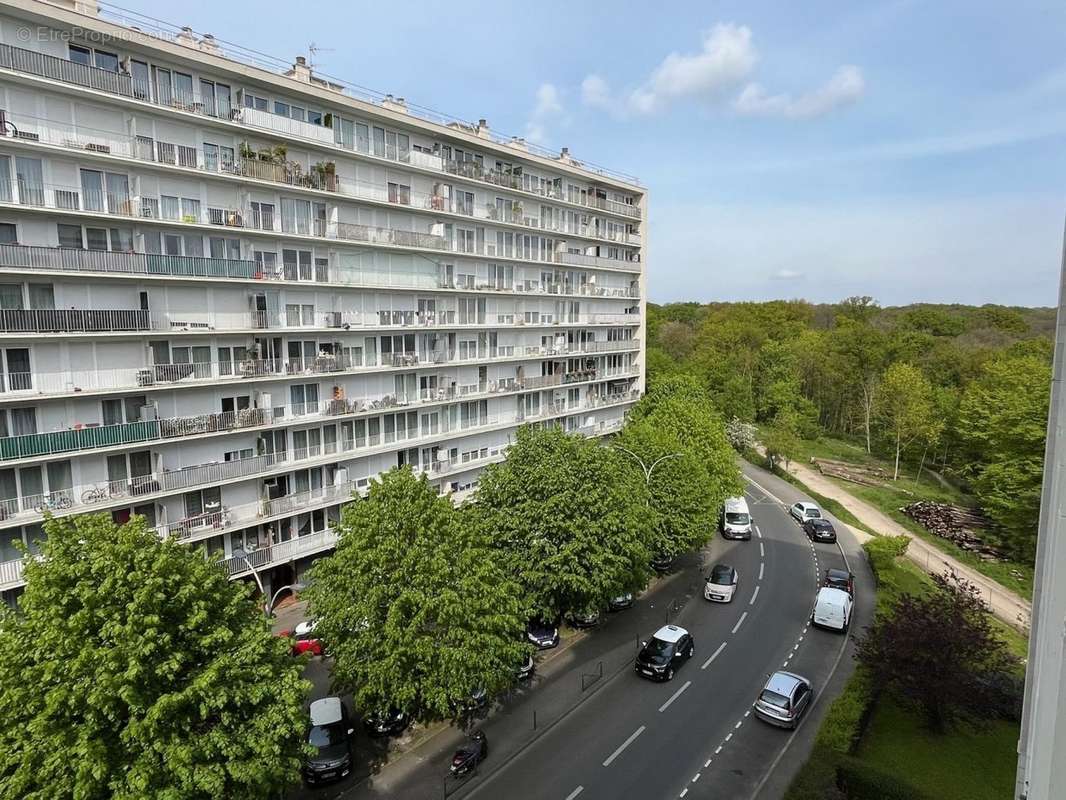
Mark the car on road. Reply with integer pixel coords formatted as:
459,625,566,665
753,671,813,729
363,707,409,737
823,568,855,596
811,586,853,632
635,624,695,682
608,592,634,611
526,620,560,649
803,517,837,543
515,652,535,681
721,496,753,539
451,730,487,776
790,501,822,524
279,619,323,657
567,607,601,628
650,553,674,572
704,564,739,603
303,697,354,784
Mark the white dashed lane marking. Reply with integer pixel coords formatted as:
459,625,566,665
603,725,645,767
759,562,765,580
731,611,748,634
564,788,584,800
659,680,692,713
760,541,765,557
750,585,761,605
701,642,726,670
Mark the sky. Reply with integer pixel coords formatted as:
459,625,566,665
117,0,1066,307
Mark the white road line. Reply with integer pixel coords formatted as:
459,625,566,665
735,720,743,729
759,562,765,580
744,475,787,505
705,758,712,768
725,732,733,742
692,773,701,782
715,745,723,754
760,542,765,557
732,611,748,634
750,585,761,605
659,680,692,713
680,789,688,798
701,642,727,669
603,725,645,767
755,525,763,538
744,709,751,717
564,788,584,800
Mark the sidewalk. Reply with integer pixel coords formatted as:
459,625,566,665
775,454,1032,631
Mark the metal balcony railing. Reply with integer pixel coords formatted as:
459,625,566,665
0,308,151,333
0,243,258,280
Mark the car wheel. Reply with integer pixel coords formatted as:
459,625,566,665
665,667,674,681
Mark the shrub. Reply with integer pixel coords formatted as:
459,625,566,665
837,757,935,800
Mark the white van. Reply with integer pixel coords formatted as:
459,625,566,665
811,587,853,632
721,497,752,540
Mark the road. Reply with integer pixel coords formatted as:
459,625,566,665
294,460,875,800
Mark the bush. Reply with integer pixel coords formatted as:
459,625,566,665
837,757,935,800
815,668,877,755
864,535,910,584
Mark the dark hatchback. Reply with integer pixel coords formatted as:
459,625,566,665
526,620,560,649
363,707,409,737
635,624,694,682
823,567,855,596
803,518,837,543
303,697,354,784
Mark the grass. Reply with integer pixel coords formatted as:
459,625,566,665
790,434,1035,600
857,696,1019,800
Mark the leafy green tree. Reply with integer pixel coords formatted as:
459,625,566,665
473,426,652,620
763,413,801,473
874,362,943,480
0,514,309,800
831,318,890,453
307,467,525,722
957,348,1051,560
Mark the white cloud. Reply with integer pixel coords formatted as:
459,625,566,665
771,268,804,280
525,82,565,144
734,65,865,119
581,23,757,116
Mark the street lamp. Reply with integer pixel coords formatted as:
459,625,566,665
231,548,303,616
267,582,305,617
612,445,683,499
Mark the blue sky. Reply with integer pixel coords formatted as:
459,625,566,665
121,0,1066,306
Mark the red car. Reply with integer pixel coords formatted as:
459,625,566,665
279,620,323,657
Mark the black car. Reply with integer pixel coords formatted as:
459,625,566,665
567,607,601,628
823,567,855,596
303,697,354,784
363,707,409,737
803,518,837,543
526,620,560,649
516,653,535,681
635,624,695,682
450,730,488,776
608,592,634,611
650,554,674,572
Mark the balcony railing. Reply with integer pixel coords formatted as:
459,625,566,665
0,308,151,333
218,527,340,577
0,43,135,96
0,243,258,280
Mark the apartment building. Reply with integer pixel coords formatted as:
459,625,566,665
0,0,646,604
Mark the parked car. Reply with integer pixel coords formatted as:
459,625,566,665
450,730,488,776
823,567,855,596
704,564,739,603
608,592,634,611
650,553,674,572
721,496,753,539
290,619,324,656
789,501,822,524
363,707,409,737
811,586,853,632
515,652,535,681
567,607,601,628
753,671,813,729
526,620,560,649
635,624,695,682
303,697,354,784
803,518,837,543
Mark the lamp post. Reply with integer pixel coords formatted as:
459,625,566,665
231,548,303,617
612,445,683,501
267,582,305,617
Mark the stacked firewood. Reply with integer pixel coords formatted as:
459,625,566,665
811,458,891,489
900,500,1004,560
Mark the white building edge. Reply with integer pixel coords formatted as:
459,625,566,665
0,0,647,602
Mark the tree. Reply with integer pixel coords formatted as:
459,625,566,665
831,318,889,453
874,362,942,480
473,426,653,620
724,416,757,452
0,514,309,800
762,413,801,474
615,414,719,559
855,570,1018,733
306,468,525,723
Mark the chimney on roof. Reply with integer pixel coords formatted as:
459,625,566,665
476,118,490,139
382,95,409,113
558,146,573,164
286,55,312,83
198,33,221,55
508,136,529,152
176,26,196,47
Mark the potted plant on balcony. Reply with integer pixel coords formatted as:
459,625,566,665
238,141,256,162
270,144,288,164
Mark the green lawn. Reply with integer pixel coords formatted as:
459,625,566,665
858,696,1020,800
789,434,1035,600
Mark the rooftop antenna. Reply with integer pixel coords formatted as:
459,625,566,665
307,42,334,71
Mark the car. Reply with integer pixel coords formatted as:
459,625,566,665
303,697,354,784
290,619,324,656
515,652,535,681
704,564,739,603
635,624,695,682
811,586,853,632
650,553,674,572
567,607,601,628
789,501,822,524
608,592,634,611
721,496,753,539
526,620,560,649
363,707,409,737
823,568,855,596
450,730,487,776
753,671,813,729
803,518,837,543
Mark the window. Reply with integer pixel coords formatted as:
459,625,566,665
57,224,83,249
250,201,275,230
69,44,92,66
220,395,250,414
0,285,22,310
27,284,53,310
0,156,11,203
244,92,269,111
372,126,385,157
387,182,410,205
282,249,313,281
102,395,147,426
14,157,44,206
209,237,240,260
173,71,194,106
290,383,319,414
0,224,15,245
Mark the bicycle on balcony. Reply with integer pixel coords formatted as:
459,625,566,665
34,493,73,514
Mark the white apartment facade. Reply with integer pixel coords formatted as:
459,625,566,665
0,0,646,602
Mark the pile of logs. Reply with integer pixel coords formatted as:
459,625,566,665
811,457,896,490
900,500,1004,560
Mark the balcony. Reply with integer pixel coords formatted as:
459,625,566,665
218,527,339,577
0,43,135,97
0,243,257,280
555,251,640,270
0,308,151,333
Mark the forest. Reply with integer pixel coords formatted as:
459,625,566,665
647,297,1056,563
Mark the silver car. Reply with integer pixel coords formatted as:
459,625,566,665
753,671,813,729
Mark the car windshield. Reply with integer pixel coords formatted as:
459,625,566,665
759,689,791,709
710,566,733,584
806,508,821,518
308,722,345,748
725,512,749,524
814,520,831,528
828,570,848,581
644,638,675,658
